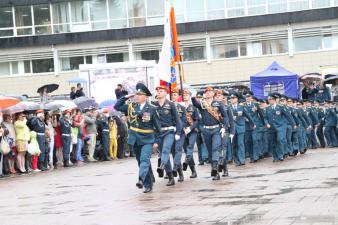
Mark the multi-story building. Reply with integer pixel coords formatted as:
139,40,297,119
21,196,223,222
0,0,338,96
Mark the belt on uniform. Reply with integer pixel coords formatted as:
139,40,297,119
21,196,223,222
203,125,219,129
62,134,71,136
161,126,176,131
102,129,110,132
37,133,45,136
130,126,154,134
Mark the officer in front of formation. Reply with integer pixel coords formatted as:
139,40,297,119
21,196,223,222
229,92,254,166
114,83,161,193
96,108,112,161
31,109,47,171
192,86,230,180
170,89,186,182
59,110,73,167
182,89,199,179
265,93,296,162
153,85,182,187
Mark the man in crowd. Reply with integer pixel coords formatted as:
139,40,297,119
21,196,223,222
60,110,73,167
84,107,97,162
75,83,85,98
115,84,128,100
96,108,112,161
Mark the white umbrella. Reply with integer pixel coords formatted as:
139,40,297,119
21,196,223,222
45,100,77,111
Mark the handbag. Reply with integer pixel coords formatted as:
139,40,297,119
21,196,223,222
0,137,11,155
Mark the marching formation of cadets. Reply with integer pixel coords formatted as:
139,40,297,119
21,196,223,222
115,83,338,193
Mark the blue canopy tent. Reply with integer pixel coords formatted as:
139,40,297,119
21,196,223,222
250,61,299,99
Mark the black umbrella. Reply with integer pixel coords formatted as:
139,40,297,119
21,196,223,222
73,96,98,111
37,84,59,94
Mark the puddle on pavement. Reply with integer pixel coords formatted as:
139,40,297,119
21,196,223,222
194,189,218,193
55,184,94,189
291,215,337,223
230,214,264,225
275,165,338,174
146,206,171,213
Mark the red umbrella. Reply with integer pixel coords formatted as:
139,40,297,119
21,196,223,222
0,97,20,110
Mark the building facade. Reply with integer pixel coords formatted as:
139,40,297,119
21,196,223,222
0,0,338,96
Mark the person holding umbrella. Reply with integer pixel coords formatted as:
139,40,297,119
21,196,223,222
60,110,73,167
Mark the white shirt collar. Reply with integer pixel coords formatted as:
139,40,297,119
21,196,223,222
140,102,146,110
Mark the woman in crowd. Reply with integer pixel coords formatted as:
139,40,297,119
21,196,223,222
73,109,85,166
2,114,16,174
53,114,63,167
14,113,30,173
45,113,55,169
109,116,118,160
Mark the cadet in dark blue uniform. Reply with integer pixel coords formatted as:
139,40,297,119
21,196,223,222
59,110,73,167
313,100,326,148
266,94,296,162
31,109,47,171
287,98,301,156
114,83,161,193
305,100,319,149
280,95,296,157
296,100,310,154
323,101,338,147
96,108,112,161
170,89,186,182
182,89,199,179
194,91,208,165
229,93,254,166
258,99,270,157
192,86,229,180
244,91,266,163
153,86,182,187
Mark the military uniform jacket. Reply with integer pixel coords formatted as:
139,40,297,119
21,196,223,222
192,98,229,128
297,108,310,128
114,97,161,145
175,103,187,132
231,103,254,134
282,105,296,126
59,117,72,135
31,117,45,134
245,102,266,128
185,103,199,131
306,107,319,126
152,99,182,135
225,104,235,135
290,107,302,127
266,104,295,130
324,108,338,127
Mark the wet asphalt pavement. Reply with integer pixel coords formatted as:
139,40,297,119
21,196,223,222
1,148,338,225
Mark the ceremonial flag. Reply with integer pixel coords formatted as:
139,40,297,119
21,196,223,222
157,0,181,91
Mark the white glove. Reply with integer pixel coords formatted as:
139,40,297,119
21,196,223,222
229,134,234,141
184,127,191,135
175,134,180,141
220,128,226,138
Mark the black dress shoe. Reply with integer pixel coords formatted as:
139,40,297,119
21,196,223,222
182,161,188,171
177,168,184,182
103,158,112,161
136,179,143,189
157,164,164,178
172,170,178,177
222,170,229,177
166,173,175,186
212,173,220,181
143,187,152,193
218,164,224,172
189,165,197,179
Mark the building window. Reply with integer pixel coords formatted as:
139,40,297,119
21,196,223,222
108,0,128,28
247,42,263,56
239,43,247,56
52,2,70,33
289,0,309,11
61,56,85,71
262,39,288,55
32,58,54,73
70,1,90,32
90,0,108,30
267,0,287,13
0,7,14,37
85,56,92,64
294,36,322,52
146,0,164,25
33,4,51,34
312,0,330,8
135,50,159,62
24,60,31,73
336,0,338,6
127,0,146,27
173,0,185,23
247,0,266,16
212,43,239,59
227,0,245,17
183,46,206,61
0,62,10,76
206,0,224,20
107,53,129,63
186,0,204,22
15,6,33,35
